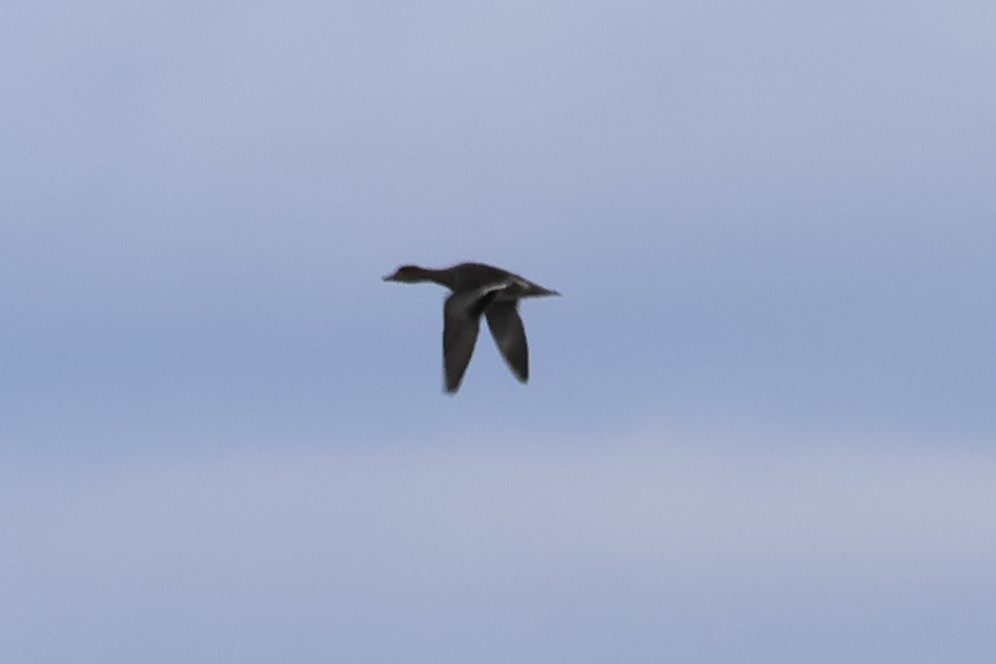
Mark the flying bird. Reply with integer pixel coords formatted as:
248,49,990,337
383,262,560,393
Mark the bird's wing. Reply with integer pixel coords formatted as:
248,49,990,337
485,301,529,383
442,285,506,393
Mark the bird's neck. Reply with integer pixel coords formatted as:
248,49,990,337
413,266,457,289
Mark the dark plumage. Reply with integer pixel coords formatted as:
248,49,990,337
383,262,560,393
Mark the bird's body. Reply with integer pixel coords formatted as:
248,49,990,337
383,262,559,393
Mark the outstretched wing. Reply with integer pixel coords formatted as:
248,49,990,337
442,286,506,393
485,301,529,383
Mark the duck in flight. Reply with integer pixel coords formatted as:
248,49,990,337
383,262,560,393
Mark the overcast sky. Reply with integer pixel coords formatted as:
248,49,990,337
2,1,995,662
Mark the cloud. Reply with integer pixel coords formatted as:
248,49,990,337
3,430,995,662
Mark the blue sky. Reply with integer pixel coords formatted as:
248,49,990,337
2,1,995,661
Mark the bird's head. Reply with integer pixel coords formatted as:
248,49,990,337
383,265,429,283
